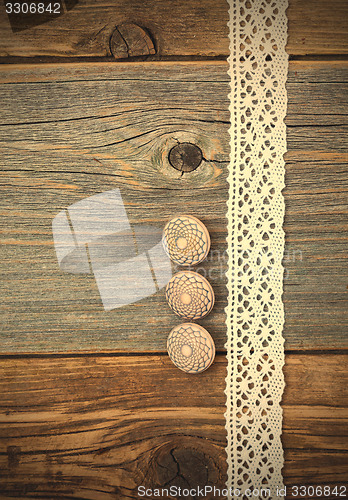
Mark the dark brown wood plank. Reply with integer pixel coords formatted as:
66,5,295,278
287,0,348,56
1,61,347,353
0,0,347,61
0,354,347,499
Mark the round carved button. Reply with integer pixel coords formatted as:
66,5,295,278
165,271,214,320
167,323,215,374
162,215,210,266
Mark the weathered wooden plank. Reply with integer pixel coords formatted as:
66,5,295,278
0,0,347,60
0,62,229,354
0,354,347,499
287,0,348,56
1,61,347,353
1,59,347,84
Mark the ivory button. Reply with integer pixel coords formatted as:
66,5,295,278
167,323,215,374
162,215,210,266
165,271,215,320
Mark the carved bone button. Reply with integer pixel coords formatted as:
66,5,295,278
165,271,214,320
162,215,210,266
167,323,215,374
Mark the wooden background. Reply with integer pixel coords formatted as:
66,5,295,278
0,0,347,498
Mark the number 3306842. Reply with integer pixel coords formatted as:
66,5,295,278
5,3,61,14
291,485,347,497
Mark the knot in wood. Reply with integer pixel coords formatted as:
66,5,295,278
150,442,224,492
109,23,156,60
168,143,203,173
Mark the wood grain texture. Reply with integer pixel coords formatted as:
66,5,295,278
0,1,346,497
0,354,347,499
1,61,347,353
0,0,347,60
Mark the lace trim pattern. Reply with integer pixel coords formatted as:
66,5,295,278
225,1,288,497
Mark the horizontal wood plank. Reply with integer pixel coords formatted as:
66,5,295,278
0,354,347,499
0,0,347,60
1,61,347,353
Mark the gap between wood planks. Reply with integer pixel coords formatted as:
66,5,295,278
1,54,348,66
0,350,347,359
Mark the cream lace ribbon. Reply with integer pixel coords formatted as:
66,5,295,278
225,1,288,498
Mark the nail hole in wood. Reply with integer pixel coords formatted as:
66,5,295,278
168,143,203,173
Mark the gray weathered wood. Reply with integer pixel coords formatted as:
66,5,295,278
1,61,347,353
0,0,347,60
